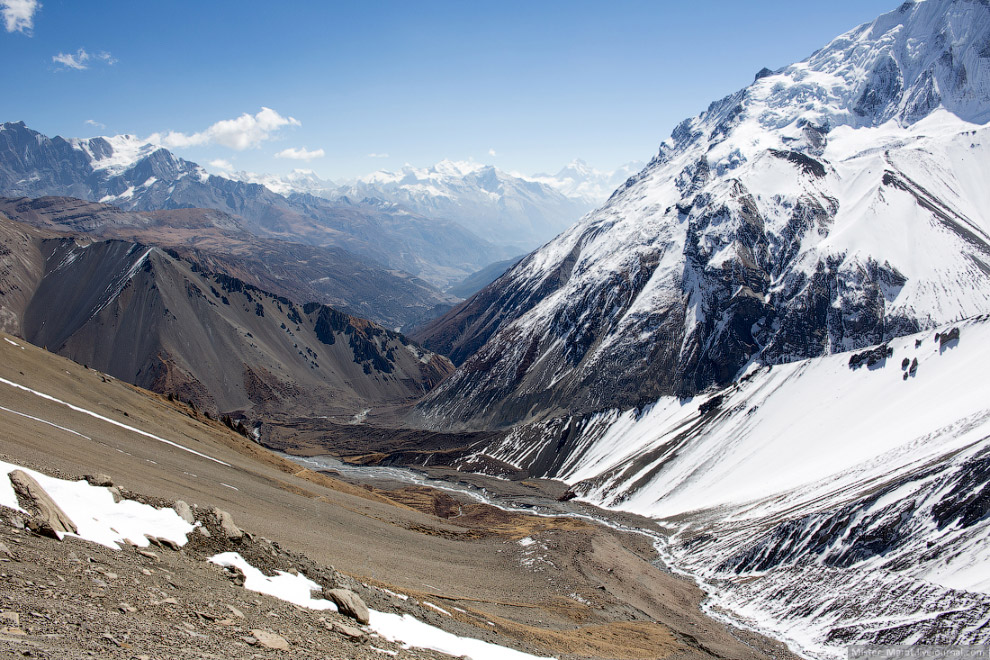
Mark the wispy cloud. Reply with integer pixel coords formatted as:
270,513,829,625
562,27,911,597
1,0,40,34
367,152,389,158
209,159,234,171
52,48,116,70
156,107,299,151
84,119,105,130
276,146,324,161
488,148,497,157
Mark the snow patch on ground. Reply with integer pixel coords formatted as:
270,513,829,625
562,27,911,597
0,459,194,549
208,552,337,611
212,552,555,660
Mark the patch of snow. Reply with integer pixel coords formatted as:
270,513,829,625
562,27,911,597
368,610,553,660
208,552,337,611
0,459,193,549
421,601,451,616
3,338,24,349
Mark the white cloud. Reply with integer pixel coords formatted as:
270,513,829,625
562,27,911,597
209,159,234,170
156,107,300,151
52,48,116,70
488,148,497,157
1,0,40,34
275,146,325,161
84,119,105,130
367,152,390,158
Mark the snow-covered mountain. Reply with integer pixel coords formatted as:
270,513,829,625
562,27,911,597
469,317,990,658
330,160,595,252
228,168,337,198
0,122,513,289
230,159,641,254
530,159,644,206
414,0,990,430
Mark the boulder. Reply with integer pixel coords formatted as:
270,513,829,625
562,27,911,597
84,474,113,487
210,507,243,540
173,500,195,524
326,588,370,625
8,470,77,537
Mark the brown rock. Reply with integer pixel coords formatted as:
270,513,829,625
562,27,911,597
332,621,365,639
326,588,370,625
250,629,289,650
9,470,77,536
84,474,113,487
210,507,243,540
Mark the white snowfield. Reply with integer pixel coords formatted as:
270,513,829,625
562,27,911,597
0,460,193,549
210,552,554,660
486,316,990,659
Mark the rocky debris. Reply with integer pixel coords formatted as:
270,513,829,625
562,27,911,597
8,470,77,537
84,474,113,487
939,327,960,348
209,508,243,540
173,500,195,525
326,588,370,625
145,535,180,551
107,486,123,503
848,344,893,370
249,629,289,650
222,564,246,587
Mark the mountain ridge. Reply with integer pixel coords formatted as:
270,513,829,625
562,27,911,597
413,0,990,431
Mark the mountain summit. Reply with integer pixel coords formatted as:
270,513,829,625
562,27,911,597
414,0,990,430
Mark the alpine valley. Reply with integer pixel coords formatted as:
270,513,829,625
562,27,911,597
0,1,989,660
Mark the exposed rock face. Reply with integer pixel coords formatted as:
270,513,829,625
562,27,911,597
414,0,990,431
325,588,370,625
8,470,77,537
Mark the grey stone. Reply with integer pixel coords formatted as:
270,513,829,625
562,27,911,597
173,500,195,524
326,588,370,625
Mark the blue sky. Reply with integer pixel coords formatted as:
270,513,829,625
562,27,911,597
1,0,900,180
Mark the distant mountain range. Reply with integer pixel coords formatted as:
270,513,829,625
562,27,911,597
230,158,643,253
0,121,519,291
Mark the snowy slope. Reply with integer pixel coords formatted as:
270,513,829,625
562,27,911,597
414,0,990,430
475,317,990,658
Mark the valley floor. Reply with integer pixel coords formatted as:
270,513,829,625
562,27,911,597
0,332,796,660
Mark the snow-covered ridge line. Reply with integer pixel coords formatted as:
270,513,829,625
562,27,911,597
0,376,230,466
